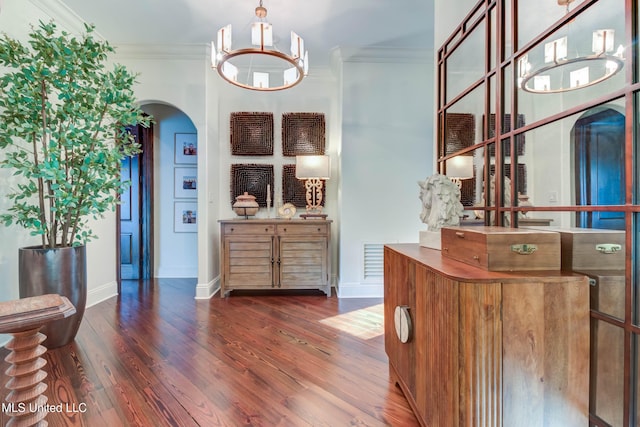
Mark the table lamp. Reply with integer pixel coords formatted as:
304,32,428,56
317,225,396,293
295,155,330,219
445,155,474,189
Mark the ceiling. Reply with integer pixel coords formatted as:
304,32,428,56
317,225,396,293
58,0,434,67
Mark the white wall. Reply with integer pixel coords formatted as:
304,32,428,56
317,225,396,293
335,48,434,297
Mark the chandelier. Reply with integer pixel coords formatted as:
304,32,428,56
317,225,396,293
518,0,624,94
211,0,309,91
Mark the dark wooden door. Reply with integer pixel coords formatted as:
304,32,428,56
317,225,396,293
574,109,625,230
120,153,141,279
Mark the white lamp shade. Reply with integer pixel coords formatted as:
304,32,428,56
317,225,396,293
252,22,273,47
217,25,232,53
284,67,298,85
222,61,238,82
592,29,614,53
253,72,269,88
544,36,567,63
296,155,330,179
291,31,304,58
446,156,474,179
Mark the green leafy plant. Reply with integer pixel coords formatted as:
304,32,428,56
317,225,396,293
0,21,151,248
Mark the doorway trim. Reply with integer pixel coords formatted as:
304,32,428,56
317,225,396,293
116,123,154,291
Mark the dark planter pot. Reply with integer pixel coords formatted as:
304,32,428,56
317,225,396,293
19,245,87,349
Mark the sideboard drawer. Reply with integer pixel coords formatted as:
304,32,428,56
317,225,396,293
223,223,275,235
276,223,328,235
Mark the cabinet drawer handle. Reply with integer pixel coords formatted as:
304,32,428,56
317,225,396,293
317,228,321,232
455,232,465,238
510,244,537,255
283,228,287,232
265,228,269,232
595,243,622,254
230,228,234,232
473,255,479,260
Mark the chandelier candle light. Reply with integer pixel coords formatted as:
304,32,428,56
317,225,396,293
211,0,309,91
296,155,330,219
518,0,624,94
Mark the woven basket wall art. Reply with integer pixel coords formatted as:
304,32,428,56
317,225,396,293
230,112,274,156
282,112,325,156
230,164,274,207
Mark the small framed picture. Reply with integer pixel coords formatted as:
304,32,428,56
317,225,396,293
174,202,197,233
175,133,197,164
174,167,197,198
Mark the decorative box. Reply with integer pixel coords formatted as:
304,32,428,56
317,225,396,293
555,228,625,271
441,226,561,271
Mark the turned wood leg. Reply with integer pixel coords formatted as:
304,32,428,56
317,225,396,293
4,327,49,427
0,294,76,427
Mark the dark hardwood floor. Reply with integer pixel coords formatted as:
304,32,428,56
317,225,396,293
1,279,419,426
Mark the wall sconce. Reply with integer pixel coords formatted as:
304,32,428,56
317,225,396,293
445,156,473,189
295,155,330,219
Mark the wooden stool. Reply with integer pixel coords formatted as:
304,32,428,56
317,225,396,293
0,294,76,427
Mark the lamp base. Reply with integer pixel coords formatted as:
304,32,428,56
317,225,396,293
300,213,328,219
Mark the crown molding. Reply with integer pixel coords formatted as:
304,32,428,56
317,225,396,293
114,43,209,61
331,46,432,67
29,0,102,37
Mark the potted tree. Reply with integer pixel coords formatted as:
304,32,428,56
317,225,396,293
0,21,152,348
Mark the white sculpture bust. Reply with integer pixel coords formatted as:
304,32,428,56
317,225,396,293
418,174,464,249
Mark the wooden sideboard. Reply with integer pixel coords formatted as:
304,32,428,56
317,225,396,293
384,244,590,427
219,219,331,297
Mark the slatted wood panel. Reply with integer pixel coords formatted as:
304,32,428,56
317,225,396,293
280,238,326,287
226,237,273,288
459,282,502,427
0,278,419,426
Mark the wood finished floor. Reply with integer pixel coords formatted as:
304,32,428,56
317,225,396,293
0,278,419,426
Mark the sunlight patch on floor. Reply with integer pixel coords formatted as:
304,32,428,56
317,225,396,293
319,303,384,340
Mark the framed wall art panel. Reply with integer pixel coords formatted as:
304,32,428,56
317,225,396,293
442,113,475,157
282,112,325,156
174,202,197,233
230,112,274,156
175,133,197,164
230,164,274,207
174,167,197,199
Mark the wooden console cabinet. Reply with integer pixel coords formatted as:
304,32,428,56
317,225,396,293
384,244,590,427
219,219,331,297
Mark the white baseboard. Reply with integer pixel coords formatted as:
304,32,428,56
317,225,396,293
195,276,220,299
87,280,118,308
156,266,198,278
336,281,383,298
